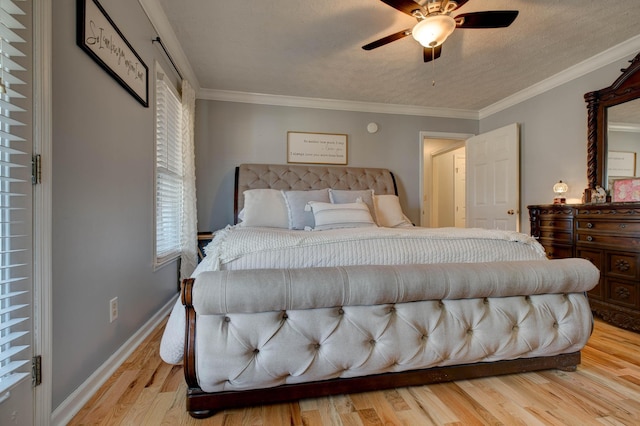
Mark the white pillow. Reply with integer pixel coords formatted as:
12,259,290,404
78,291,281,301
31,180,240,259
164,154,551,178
329,189,377,223
239,189,289,228
374,194,413,227
282,189,331,230
306,201,377,231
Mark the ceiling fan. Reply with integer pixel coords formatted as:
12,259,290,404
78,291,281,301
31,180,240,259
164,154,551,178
362,0,519,62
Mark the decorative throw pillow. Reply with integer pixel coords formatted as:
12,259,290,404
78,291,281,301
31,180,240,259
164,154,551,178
329,189,377,223
239,189,289,228
374,194,413,227
282,189,331,230
306,200,377,231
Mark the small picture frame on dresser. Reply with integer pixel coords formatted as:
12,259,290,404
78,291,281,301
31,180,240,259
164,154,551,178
612,178,640,202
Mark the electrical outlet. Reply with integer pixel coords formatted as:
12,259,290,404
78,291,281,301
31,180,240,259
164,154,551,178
109,297,118,323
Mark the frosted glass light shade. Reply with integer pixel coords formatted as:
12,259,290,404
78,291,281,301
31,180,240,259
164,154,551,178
553,181,568,195
412,15,456,48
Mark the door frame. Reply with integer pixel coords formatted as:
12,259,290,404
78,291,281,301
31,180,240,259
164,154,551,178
34,0,53,423
419,131,474,227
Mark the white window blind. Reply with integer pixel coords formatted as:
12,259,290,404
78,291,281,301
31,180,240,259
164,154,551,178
0,0,31,396
155,71,183,265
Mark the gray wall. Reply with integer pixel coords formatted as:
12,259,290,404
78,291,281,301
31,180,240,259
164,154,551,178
480,54,637,233
195,101,478,231
195,53,637,236
52,0,178,409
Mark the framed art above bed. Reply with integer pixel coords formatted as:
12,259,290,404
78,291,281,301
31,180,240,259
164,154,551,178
287,131,348,165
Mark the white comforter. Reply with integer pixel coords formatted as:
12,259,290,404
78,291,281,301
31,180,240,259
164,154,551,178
194,225,547,275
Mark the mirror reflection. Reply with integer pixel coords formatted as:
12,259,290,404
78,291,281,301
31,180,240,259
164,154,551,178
606,99,640,188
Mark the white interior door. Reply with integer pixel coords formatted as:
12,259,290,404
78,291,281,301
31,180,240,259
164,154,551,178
466,123,520,231
454,152,466,227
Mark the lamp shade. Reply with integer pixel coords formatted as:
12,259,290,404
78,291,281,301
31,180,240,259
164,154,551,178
553,180,568,195
412,15,456,48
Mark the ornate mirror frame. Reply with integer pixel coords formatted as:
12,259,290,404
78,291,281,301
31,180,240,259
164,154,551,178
585,52,640,189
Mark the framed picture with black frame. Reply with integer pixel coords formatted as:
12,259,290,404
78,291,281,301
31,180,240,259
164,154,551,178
76,0,149,107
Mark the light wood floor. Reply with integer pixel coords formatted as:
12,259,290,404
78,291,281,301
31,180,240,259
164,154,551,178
68,317,640,425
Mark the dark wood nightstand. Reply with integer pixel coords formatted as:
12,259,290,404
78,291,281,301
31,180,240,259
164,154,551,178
197,232,214,263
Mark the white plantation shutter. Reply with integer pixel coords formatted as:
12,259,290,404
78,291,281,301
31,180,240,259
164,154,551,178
0,0,31,396
155,70,183,265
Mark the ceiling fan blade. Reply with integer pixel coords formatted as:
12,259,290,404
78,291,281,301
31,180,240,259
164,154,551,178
452,0,470,10
362,29,411,50
380,0,424,17
423,45,442,63
455,10,519,28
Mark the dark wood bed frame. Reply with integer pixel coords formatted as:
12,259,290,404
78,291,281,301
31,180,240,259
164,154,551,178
181,163,582,418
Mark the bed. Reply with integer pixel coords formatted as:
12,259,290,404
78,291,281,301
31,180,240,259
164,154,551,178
160,163,599,418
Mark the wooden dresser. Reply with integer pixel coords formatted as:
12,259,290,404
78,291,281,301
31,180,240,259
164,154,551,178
528,203,640,332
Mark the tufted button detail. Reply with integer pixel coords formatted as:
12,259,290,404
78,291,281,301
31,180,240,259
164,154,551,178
282,311,288,320
512,325,519,331
253,348,260,354
389,306,396,313
553,322,559,329
314,343,321,350
338,307,344,315
524,296,531,303
438,300,444,308
369,339,376,345
467,329,473,336
483,297,489,305
224,316,231,323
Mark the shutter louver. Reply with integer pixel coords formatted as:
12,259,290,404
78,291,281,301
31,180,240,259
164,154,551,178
0,0,31,396
155,75,183,264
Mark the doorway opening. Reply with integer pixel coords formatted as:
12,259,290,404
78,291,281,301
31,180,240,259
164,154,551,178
420,131,473,227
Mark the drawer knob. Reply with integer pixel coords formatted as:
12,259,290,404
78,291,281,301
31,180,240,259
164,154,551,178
586,236,593,242
619,223,626,229
587,223,593,229
549,221,554,226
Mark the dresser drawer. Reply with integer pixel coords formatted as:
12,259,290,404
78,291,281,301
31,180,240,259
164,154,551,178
539,230,572,242
605,251,639,279
539,241,573,259
540,217,573,231
606,278,639,309
577,248,604,299
576,219,640,234
576,232,640,250
577,248,603,270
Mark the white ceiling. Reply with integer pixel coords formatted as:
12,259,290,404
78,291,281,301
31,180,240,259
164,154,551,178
153,0,640,114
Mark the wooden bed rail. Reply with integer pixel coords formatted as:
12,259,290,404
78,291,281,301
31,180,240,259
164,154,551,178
180,278,199,390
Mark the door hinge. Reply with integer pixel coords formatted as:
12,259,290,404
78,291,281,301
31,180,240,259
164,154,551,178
32,154,42,185
32,355,42,387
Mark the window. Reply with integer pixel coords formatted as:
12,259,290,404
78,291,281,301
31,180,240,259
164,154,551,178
0,0,32,396
154,68,183,266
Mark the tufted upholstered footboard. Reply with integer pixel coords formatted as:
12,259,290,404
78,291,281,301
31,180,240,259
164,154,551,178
176,258,599,418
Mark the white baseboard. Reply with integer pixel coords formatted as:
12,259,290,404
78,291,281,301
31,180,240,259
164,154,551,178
50,296,178,426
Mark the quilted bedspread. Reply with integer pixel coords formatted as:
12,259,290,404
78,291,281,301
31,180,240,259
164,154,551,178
194,226,547,274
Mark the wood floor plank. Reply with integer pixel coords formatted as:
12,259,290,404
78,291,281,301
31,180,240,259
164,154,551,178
69,318,640,425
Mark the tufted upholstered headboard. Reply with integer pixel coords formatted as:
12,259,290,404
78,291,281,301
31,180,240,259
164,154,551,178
234,163,398,224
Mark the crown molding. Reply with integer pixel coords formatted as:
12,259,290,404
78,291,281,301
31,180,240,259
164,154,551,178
198,88,480,120
479,35,640,120
138,0,201,91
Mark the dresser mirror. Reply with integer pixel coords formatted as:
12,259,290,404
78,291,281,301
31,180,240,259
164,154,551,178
585,51,640,190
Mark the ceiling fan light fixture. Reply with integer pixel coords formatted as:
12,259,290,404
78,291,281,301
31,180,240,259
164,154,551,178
412,15,456,48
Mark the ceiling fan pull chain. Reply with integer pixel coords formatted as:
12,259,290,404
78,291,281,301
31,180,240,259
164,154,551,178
432,47,436,86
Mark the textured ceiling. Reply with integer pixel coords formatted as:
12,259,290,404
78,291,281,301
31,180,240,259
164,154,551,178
156,0,640,111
